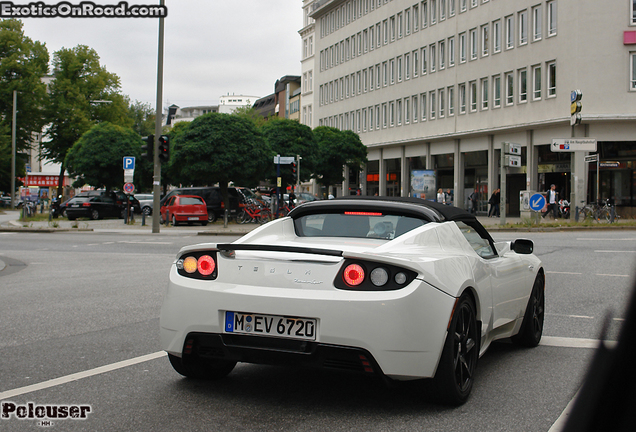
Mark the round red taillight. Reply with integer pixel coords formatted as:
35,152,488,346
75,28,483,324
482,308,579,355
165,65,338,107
197,255,216,276
343,264,365,286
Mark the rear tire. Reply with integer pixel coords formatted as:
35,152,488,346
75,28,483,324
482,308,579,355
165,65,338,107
432,293,479,405
171,214,178,226
90,209,100,220
512,273,545,347
168,353,236,380
207,212,217,223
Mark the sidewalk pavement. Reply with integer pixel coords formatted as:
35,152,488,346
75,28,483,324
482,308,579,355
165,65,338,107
3,209,632,235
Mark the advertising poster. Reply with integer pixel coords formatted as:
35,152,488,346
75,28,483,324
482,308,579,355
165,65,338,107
410,170,435,199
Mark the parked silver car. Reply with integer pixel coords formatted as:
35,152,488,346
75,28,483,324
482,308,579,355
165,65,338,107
134,193,154,215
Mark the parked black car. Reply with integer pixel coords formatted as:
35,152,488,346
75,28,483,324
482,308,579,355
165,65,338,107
65,190,134,220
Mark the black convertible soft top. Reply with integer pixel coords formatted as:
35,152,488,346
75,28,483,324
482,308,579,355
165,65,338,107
288,195,477,223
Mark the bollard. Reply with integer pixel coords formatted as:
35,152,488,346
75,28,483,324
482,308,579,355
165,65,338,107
141,212,146,226
166,210,170,226
224,209,228,228
574,206,579,222
611,206,615,223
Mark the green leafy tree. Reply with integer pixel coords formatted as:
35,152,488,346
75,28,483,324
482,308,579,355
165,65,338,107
170,113,271,210
260,118,317,188
0,19,49,191
232,105,267,129
127,97,155,136
313,126,368,189
43,45,131,196
65,122,141,190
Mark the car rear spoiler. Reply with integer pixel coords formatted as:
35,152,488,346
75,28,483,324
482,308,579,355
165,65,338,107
215,244,343,257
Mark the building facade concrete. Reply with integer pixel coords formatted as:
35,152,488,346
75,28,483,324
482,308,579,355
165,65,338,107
308,0,636,216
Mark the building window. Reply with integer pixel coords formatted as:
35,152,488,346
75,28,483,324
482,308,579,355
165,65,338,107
376,64,381,88
431,0,437,24
519,10,528,45
493,20,501,53
519,68,527,102
430,91,436,118
413,95,418,122
448,86,455,115
413,4,419,31
459,83,466,113
481,24,489,57
390,58,396,84
431,44,436,71
405,53,411,80
532,5,542,41
470,28,477,60
547,62,556,96
459,32,466,62
631,53,636,90
382,103,388,128
383,19,388,44
532,65,541,99
493,75,501,107
397,56,403,82
390,15,396,41
448,37,455,66
398,12,404,38
450,0,455,16
440,0,446,20
439,40,445,69
406,8,411,35
375,105,380,130
383,61,388,86
481,78,488,109
390,101,395,126
405,97,410,124
413,50,419,76
460,0,467,13
470,81,477,112
397,99,403,125
369,106,374,130
421,92,427,120
439,88,445,117
505,15,514,49
422,46,428,73
506,72,514,105
422,0,428,28
548,1,557,36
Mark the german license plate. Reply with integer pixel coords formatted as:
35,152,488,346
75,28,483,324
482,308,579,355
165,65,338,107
188,217,199,221
224,311,316,341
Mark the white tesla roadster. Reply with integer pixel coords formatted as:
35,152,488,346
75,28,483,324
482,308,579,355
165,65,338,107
160,196,544,405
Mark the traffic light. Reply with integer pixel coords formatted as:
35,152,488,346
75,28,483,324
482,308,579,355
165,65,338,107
158,135,170,163
290,161,297,180
570,90,582,126
141,135,154,162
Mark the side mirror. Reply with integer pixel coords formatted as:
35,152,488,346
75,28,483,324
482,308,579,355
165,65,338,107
511,239,534,254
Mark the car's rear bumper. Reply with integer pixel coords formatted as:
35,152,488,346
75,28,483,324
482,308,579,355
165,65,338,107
160,265,456,380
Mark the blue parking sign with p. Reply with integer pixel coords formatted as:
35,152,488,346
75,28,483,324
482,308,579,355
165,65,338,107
123,156,135,170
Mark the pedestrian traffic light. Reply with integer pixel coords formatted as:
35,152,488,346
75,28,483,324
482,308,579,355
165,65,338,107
158,135,170,163
141,135,154,162
291,161,297,180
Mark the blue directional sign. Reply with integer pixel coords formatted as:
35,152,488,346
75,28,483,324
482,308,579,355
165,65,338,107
529,193,546,211
123,156,135,170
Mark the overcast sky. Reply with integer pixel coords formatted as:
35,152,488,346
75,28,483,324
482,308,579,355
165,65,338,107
20,0,303,110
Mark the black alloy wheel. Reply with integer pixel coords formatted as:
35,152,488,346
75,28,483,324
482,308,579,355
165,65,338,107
512,273,545,347
90,209,100,220
433,294,479,405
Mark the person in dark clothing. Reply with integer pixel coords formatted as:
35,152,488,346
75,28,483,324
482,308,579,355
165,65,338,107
488,189,500,217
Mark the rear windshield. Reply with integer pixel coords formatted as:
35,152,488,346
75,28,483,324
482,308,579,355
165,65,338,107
294,212,428,239
180,197,205,205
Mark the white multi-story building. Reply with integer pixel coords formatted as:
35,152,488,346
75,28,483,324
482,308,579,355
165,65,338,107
308,0,636,216
219,94,261,114
300,0,317,128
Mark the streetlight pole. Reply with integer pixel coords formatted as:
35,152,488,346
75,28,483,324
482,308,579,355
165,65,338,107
11,90,16,209
152,0,165,233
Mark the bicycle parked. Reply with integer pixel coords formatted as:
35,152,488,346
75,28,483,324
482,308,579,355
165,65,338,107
578,199,620,223
236,198,272,224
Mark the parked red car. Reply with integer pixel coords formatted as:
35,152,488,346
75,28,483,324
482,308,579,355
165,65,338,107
160,195,208,226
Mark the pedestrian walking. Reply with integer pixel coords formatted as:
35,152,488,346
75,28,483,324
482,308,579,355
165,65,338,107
488,189,500,217
444,189,453,205
468,189,478,213
436,188,445,204
542,184,558,219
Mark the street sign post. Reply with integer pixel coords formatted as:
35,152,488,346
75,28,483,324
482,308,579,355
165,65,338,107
529,193,546,212
123,156,135,170
551,138,597,152
123,182,135,194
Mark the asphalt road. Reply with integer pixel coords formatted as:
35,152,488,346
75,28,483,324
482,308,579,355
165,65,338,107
0,230,634,431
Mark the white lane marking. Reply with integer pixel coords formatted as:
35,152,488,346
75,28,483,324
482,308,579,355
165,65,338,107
596,273,630,277
117,241,174,245
0,351,166,400
540,336,616,349
577,238,636,241
546,313,593,319
546,271,582,275
595,250,636,253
